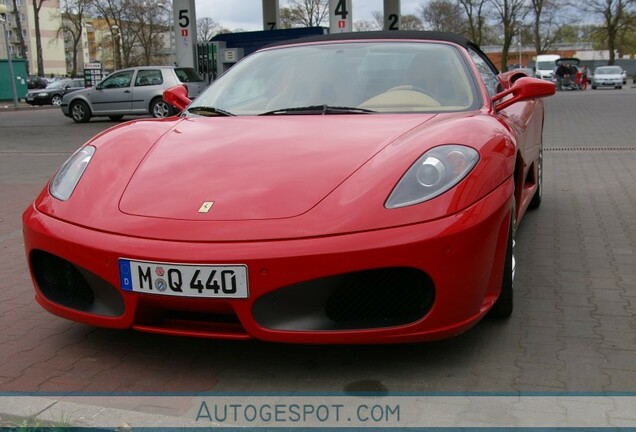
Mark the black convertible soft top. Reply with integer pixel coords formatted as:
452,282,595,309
264,30,498,73
266,30,473,50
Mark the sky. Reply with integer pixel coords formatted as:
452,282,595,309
195,0,424,32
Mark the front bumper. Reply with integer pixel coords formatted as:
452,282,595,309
23,180,512,344
25,94,51,105
593,79,622,87
60,103,71,117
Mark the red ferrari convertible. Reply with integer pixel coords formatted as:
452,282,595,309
23,32,554,343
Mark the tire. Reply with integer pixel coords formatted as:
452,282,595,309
616,86,622,90
592,85,597,89
70,100,91,123
51,94,63,106
150,98,175,118
108,115,124,121
489,201,515,319
528,144,543,210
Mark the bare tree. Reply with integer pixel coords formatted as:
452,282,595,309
353,19,379,31
367,10,423,30
128,0,169,65
489,0,526,70
580,0,636,64
57,0,89,77
419,0,465,33
10,0,29,74
458,0,489,44
371,10,384,29
89,0,134,68
529,0,575,54
32,0,46,76
279,0,329,28
401,14,425,30
197,17,222,42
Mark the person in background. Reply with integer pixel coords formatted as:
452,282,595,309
555,62,570,91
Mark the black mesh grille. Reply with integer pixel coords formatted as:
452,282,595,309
324,267,434,326
31,250,95,310
253,266,435,331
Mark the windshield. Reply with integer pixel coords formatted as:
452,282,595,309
46,80,70,89
537,61,556,70
595,66,621,75
175,67,203,82
187,42,478,116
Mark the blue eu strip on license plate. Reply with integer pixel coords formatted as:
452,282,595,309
118,259,249,298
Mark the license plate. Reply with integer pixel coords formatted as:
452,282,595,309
119,259,248,298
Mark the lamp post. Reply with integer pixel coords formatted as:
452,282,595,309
0,4,19,109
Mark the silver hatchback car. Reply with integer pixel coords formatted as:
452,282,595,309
61,66,207,123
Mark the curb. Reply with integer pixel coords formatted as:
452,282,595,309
0,396,212,429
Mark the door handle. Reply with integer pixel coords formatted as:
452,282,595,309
124,90,131,93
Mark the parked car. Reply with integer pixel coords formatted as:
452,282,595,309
60,66,207,123
24,31,555,343
592,66,623,89
25,78,85,106
27,75,48,89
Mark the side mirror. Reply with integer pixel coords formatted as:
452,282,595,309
163,85,192,112
492,77,555,111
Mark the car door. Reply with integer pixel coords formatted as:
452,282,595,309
89,70,134,114
131,69,164,113
63,79,85,96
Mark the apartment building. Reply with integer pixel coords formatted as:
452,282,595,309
0,0,66,76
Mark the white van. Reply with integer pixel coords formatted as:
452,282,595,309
534,54,560,81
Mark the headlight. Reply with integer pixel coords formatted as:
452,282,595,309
37,92,48,97
49,145,95,201
386,145,479,209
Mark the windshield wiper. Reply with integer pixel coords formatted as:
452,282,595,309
259,105,376,116
186,106,235,117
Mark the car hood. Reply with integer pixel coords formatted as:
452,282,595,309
28,88,54,94
119,115,433,221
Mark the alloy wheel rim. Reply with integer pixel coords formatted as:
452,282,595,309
72,105,84,121
154,102,169,118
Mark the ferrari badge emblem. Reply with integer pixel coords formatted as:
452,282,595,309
198,201,214,213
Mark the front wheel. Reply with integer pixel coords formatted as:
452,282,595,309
70,100,91,123
489,201,516,319
51,94,63,106
150,98,175,118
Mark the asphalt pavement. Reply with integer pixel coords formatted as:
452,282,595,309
1,86,635,428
